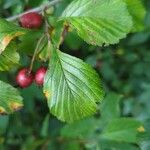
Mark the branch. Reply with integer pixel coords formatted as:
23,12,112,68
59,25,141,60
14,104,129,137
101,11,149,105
6,0,62,21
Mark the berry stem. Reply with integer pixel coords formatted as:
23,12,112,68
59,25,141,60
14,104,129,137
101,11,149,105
45,19,52,46
6,0,62,21
29,34,46,73
44,10,53,48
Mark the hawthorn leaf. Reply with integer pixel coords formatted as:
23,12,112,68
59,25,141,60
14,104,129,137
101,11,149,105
98,140,140,150
18,31,43,55
0,43,20,71
100,93,122,122
44,48,104,123
39,22,64,61
0,81,23,114
51,21,65,47
61,117,98,138
124,0,146,32
0,116,9,135
40,115,50,137
62,141,80,150
39,43,51,62
60,0,133,46
0,18,27,54
100,118,144,143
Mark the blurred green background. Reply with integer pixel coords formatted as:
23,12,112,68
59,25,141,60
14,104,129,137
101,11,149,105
0,0,150,149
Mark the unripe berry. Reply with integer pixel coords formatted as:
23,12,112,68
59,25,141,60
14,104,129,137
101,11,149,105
35,67,47,86
19,12,43,29
16,68,34,88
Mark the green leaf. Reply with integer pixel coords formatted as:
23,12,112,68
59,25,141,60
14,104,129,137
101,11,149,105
61,141,80,150
44,48,104,123
101,93,122,122
39,43,51,62
39,20,64,61
100,118,144,143
60,0,133,46
40,115,50,137
51,21,65,47
124,0,146,32
61,117,98,138
18,31,43,55
0,80,23,114
65,31,83,50
0,43,20,71
0,116,9,135
138,118,150,142
0,18,27,54
99,140,140,150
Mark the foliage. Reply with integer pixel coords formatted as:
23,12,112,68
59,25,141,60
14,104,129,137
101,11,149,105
0,0,149,149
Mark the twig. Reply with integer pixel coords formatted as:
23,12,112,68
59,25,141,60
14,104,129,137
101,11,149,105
29,34,46,73
6,0,62,21
45,17,52,44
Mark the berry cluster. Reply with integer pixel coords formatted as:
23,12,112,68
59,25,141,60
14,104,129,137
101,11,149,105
16,67,47,88
16,12,47,88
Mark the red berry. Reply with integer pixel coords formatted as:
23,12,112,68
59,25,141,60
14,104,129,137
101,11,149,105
19,12,43,29
35,67,47,86
16,68,34,88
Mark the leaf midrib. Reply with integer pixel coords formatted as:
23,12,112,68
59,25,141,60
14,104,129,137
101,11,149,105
56,50,101,102
55,50,75,100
